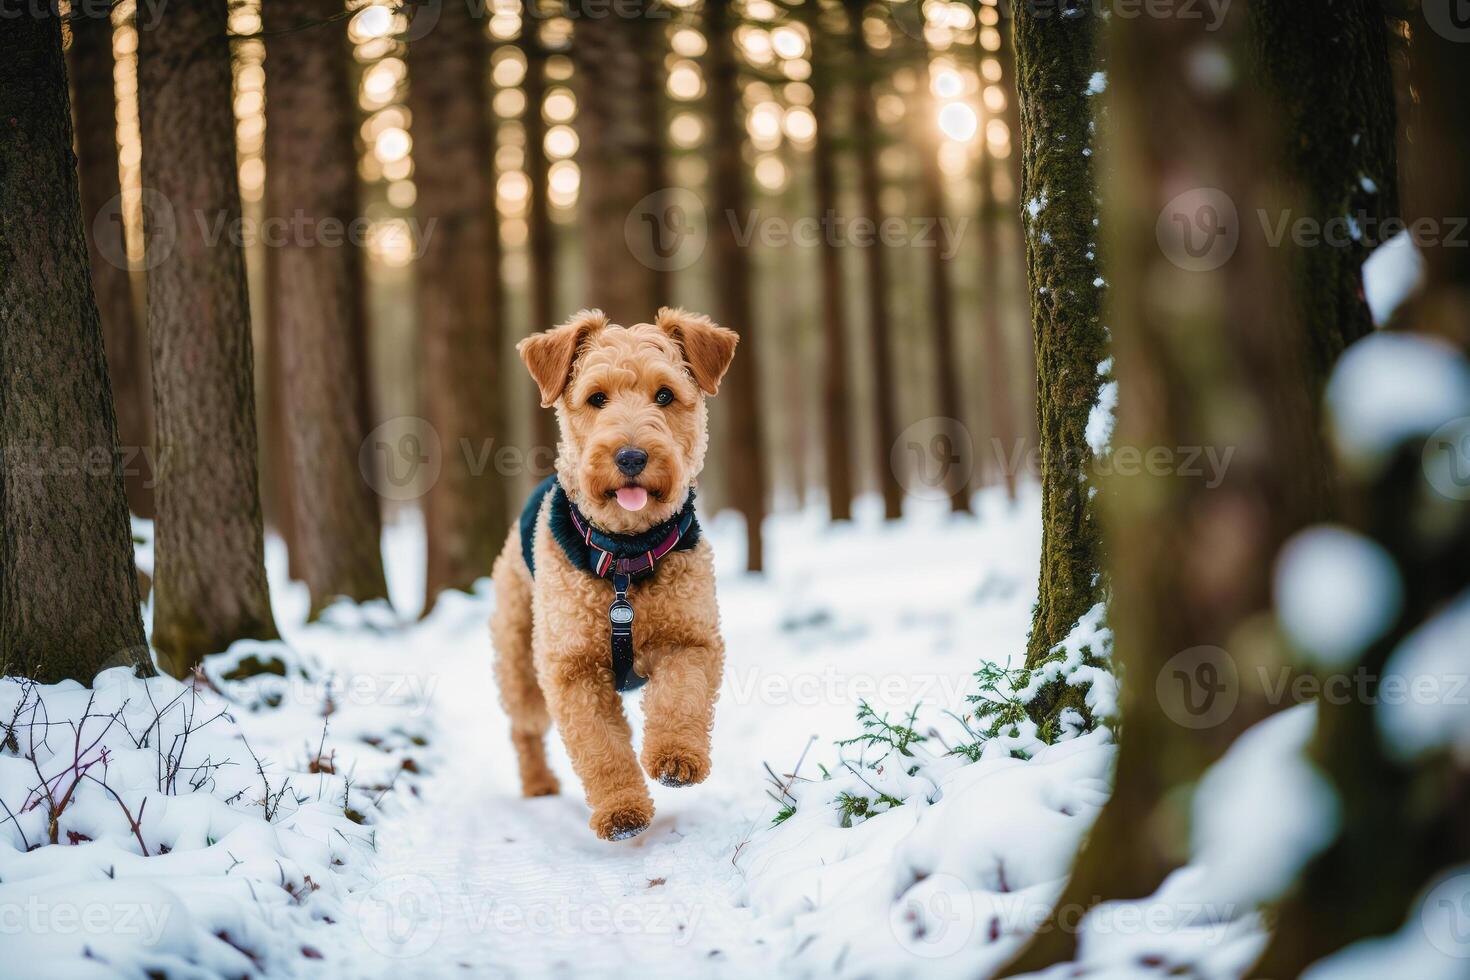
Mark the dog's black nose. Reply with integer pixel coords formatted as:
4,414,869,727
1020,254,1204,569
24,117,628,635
615,447,648,477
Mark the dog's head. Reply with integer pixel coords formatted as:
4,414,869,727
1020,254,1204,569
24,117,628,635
518,308,738,534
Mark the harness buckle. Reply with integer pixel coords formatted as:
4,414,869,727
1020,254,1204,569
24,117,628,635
609,573,634,636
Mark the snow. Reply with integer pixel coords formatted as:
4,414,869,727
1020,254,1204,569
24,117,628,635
1325,331,1470,475
1086,378,1118,457
9,455,1463,976
1273,526,1402,668
1361,230,1425,325
1376,589,1470,760
739,730,1114,978
0,665,398,976
1185,705,1337,908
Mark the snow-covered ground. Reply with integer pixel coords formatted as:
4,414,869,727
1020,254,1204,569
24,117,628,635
6,461,1465,977
2,484,1049,978
318,487,1048,977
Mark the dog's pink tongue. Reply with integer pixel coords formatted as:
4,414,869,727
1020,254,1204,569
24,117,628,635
615,487,649,511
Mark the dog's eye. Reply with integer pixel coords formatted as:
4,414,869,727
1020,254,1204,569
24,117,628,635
654,387,675,407
587,392,608,409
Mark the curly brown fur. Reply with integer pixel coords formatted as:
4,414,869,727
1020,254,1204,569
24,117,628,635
490,309,736,841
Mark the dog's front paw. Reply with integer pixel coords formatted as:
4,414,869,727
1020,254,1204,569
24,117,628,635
642,745,710,788
591,795,654,841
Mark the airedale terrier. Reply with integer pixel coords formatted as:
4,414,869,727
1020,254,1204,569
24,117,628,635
490,308,736,841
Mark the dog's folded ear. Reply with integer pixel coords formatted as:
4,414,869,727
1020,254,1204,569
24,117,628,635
518,310,608,407
655,308,739,396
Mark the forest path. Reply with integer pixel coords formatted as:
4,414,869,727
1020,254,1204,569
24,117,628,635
302,492,1037,978
339,590,787,978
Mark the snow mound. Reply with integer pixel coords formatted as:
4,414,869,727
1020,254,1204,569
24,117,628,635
739,729,1115,978
0,668,379,976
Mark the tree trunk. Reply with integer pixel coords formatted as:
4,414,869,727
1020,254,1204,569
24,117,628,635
1249,21,1470,976
1001,2,1361,972
263,0,389,617
913,59,970,514
521,2,560,472
1013,3,1108,725
406,0,510,612
706,0,767,572
69,10,155,521
0,11,150,683
844,0,903,521
139,0,279,675
1247,0,1399,501
570,0,663,323
807,3,854,523
976,143,1018,502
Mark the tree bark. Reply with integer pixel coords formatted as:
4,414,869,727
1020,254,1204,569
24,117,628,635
844,0,904,521
1013,3,1107,721
1249,20,1470,976
807,5,855,523
263,0,389,617
570,0,663,323
913,59,970,514
139,0,279,675
706,0,767,572
1,11,150,683
406,0,510,612
521,2,560,471
69,9,155,521
1251,0,1398,345
1247,0,1399,501
1002,2,1356,972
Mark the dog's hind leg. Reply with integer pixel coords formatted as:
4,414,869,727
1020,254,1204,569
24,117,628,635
491,534,559,797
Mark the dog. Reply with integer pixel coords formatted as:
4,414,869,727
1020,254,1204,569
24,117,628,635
490,308,737,841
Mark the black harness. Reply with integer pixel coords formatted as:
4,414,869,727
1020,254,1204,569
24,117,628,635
519,476,700,692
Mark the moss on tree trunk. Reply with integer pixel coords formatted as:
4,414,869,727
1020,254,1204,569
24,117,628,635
1002,2,1397,972
139,0,279,675
1013,3,1108,732
1,10,151,683
263,0,390,618
406,0,510,612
